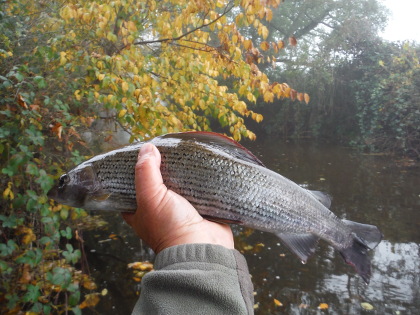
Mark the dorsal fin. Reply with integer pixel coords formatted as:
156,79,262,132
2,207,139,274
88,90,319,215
307,190,332,208
160,131,265,167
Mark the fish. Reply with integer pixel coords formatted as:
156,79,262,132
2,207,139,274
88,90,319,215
48,131,382,283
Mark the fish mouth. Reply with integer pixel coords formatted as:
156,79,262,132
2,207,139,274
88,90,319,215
47,186,58,200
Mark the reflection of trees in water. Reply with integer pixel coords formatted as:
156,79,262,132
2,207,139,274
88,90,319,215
85,142,419,314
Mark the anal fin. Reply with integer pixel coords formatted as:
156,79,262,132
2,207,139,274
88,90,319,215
276,233,319,263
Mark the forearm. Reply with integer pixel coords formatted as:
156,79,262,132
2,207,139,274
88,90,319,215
132,244,254,315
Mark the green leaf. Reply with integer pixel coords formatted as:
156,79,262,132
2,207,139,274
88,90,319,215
62,244,81,264
15,248,43,267
69,290,81,306
23,284,41,303
0,259,12,274
33,76,47,88
60,227,72,239
48,267,72,290
6,293,19,310
0,240,17,257
72,306,82,315
0,214,23,228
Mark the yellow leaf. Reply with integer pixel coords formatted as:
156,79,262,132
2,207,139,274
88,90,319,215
243,39,253,50
60,51,67,66
97,73,105,81
361,302,374,310
121,81,129,92
274,298,283,307
318,303,329,310
266,9,273,21
3,182,14,200
22,228,36,244
261,25,269,39
74,90,82,101
118,109,127,118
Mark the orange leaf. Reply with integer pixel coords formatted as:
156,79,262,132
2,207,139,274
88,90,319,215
17,94,28,109
30,104,40,111
274,298,283,307
82,279,97,290
51,123,63,140
289,36,297,47
297,92,304,102
277,40,285,50
79,293,100,309
260,41,270,51
19,264,32,284
104,135,113,142
318,303,329,310
304,93,310,104
128,261,154,271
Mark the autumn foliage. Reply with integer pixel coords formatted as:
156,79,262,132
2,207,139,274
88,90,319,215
45,0,306,141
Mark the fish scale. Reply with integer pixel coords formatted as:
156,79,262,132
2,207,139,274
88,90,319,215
48,131,382,283
157,139,335,235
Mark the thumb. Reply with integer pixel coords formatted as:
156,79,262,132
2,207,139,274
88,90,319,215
134,142,166,209
121,143,163,226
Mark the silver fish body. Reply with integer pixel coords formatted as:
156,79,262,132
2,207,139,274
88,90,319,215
48,132,382,283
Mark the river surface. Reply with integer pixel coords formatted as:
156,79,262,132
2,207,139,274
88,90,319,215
83,137,420,314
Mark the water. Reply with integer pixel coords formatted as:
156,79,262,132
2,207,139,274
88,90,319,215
83,138,420,314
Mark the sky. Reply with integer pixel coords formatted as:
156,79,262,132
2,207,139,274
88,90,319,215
380,0,420,42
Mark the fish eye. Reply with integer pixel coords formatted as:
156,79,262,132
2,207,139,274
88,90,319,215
58,174,69,188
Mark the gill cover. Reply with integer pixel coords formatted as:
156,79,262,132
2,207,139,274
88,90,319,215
47,164,102,208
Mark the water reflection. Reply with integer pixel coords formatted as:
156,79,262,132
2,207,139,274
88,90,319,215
84,139,420,314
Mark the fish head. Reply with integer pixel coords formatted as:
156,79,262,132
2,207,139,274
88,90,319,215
47,163,102,208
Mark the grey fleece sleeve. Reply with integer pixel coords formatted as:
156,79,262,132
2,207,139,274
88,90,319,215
132,244,254,315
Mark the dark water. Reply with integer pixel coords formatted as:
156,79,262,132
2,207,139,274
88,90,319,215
83,138,420,314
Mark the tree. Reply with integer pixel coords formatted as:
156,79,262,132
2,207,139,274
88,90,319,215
353,42,420,158
1,0,306,312
246,0,390,141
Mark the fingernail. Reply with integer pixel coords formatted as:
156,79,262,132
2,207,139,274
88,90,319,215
139,143,154,159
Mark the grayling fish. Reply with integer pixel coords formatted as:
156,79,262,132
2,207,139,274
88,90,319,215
48,132,382,283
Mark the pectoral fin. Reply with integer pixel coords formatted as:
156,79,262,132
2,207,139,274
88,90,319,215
91,193,111,201
276,233,319,263
202,215,243,225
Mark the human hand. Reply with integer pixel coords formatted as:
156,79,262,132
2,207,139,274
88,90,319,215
122,143,234,254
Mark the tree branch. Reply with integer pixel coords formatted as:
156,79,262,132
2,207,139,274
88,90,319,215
133,2,234,46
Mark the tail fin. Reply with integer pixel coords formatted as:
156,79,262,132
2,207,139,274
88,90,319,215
339,236,372,284
342,219,382,249
339,220,382,284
